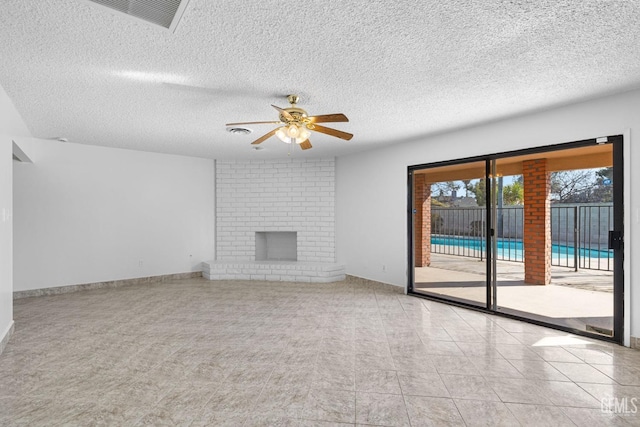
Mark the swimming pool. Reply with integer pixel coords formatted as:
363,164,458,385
431,235,613,260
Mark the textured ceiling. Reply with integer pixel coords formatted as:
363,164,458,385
1,0,640,159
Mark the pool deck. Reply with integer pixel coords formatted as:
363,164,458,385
415,253,614,334
423,253,613,292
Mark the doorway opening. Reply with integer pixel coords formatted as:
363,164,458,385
408,136,624,343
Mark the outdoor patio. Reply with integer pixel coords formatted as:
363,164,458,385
415,253,614,335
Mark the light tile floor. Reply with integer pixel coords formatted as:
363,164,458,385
1,278,640,426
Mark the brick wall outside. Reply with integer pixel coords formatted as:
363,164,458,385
523,159,551,285
413,174,431,267
216,158,335,263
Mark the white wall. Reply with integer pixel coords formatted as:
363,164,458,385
0,137,14,345
13,138,215,291
216,158,336,263
336,88,638,336
0,83,31,347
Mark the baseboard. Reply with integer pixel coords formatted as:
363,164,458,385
630,336,640,349
0,321,15,356
203,260,346,283
13,271,203,300
345,274,405,294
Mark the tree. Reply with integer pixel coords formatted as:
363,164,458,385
468,178,486,206
431,181,461,197
591,167,613,202
550,170,595,203
461,179,471,197
430,181,462,207
466,176,522,206
502,181,523,205
596,167,612,181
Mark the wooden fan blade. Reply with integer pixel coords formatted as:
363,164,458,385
251,129,277,145
226,121,282,126
299,139,312,150
307,113,349,123
308,124,353,141
271,105,294,121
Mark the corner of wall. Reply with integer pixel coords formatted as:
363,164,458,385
0,136,14,348
0,321,15,356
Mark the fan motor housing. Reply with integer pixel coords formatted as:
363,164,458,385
280,107,308,124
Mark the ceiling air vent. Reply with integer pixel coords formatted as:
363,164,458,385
83,0,190,31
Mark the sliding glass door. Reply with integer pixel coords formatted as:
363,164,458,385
410,160,489,309
409,136,624,343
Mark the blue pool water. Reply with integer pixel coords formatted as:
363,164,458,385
431,235,613,260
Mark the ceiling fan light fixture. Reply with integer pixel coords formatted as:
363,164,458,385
275,127,290,143
227,95,352,150
286,124,300,139
275,124,310,144
294,125,310,144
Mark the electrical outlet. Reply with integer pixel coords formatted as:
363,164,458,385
138,260,144,268
382,265,386,272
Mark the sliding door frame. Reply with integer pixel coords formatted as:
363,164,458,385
407,135,624,344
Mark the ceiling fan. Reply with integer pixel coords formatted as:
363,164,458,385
226,95,353,150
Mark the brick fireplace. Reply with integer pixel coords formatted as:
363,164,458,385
203,158,345,282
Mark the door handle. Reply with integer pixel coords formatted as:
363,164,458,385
608,230,623,250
